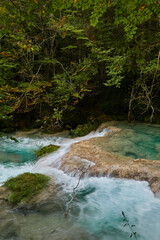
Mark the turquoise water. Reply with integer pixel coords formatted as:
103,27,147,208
0,127,160,239
95,122,160,160
71,177,160,240
0,141,36,164
0,135,63,183
1,175,160,240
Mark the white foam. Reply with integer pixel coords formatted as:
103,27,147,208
0,128,110,186
0,135,65,184
1,128,160,240
33,128,110,174
0,163,33,184
0,135,64,152
70,177,160,240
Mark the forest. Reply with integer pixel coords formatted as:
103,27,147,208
0,0,160,132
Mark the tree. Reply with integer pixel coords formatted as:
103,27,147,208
0,0,160,125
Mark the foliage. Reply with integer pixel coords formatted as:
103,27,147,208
0,0,160,123
71,121,99,137
34,144,60,157
0,0,97,121
4,172,50,204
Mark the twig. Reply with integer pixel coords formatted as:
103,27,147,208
64,166,90,217
14,63,43,110
56,60,72,82
122,211,138,239
128,51,160,123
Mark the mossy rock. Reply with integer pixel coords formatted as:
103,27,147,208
34,144,60,157
71,121,100,137
9,136,19,142
3,173,50,204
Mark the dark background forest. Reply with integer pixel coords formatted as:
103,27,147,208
0,0,160,133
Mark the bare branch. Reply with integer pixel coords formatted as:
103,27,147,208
14,64,43,110
64,166,90,217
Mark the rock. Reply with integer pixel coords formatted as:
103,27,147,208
0,219,20,239
155,190,160,198
9,136,19,142
34,144,60,157
17,180,63,212
61,129,160,198
0,186,12,204
0,180,62,212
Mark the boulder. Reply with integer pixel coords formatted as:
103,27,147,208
0,180,62,212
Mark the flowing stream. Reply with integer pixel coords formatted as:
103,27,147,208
0,124,160,240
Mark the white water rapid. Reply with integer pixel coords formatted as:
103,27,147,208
0,127,160,240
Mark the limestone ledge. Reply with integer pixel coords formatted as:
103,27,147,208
61,126,160,198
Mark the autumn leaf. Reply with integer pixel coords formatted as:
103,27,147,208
140,4,145,12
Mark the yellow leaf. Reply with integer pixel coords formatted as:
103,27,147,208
74,0,77,3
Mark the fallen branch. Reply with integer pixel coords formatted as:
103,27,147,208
122,211,138,239
64,166,90,217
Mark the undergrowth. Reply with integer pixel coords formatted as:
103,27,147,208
71,121,99,137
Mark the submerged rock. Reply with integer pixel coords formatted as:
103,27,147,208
0,219,20,239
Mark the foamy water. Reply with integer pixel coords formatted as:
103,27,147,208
33,128,110,174
0,127,160,240
0,135,64,183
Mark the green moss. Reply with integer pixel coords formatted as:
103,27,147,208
9,136,19,142
4,173,50,204
34,144,60,157
71,121,100,137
